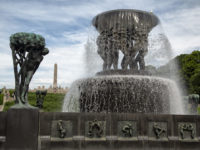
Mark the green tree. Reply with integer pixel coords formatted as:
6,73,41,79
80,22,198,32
157,50,200,94
182,51,200,93
190,68,200,95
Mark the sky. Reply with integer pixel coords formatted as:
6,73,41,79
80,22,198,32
0,0,200,89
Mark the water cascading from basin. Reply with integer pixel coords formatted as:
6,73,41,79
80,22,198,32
63,76,184,114
62,9,184,114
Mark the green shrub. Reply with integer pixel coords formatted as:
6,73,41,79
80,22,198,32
42,93,65,112
9,89,15,97
3,101,15,111
28,92,37,107
0,94,3,105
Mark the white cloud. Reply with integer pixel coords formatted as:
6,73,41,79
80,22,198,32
29,43,86,88
160,6,200,55
0,53,12,69
62,30,88,44
0,0,200,89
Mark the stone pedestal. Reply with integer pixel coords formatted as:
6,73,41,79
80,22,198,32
5,108,39,150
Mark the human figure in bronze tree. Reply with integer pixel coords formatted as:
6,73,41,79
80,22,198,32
36,90,47,109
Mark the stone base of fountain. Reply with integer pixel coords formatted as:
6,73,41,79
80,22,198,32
96,69,150,76
1,111,200,150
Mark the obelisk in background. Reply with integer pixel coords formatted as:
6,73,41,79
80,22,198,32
53,63,58,92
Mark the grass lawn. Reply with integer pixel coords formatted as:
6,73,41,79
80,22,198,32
198,107,200,114
3,92,65,112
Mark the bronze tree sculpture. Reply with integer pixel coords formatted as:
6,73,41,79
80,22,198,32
10,32,49,108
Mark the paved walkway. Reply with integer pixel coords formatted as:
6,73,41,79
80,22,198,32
0,104,4,111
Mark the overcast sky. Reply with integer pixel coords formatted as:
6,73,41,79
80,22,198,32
0,0,200,89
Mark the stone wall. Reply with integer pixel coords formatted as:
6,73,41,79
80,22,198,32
1,110,200,150
0,112,6,149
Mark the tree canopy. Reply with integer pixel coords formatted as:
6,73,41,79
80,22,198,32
10,32,45,52
158,50,200,95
